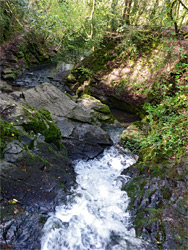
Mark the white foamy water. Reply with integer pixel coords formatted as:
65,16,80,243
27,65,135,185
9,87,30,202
41,144,153,250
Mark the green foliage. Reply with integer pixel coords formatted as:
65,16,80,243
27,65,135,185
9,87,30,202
141,93,188,160
121,138,141,154
1,0,188,58
139,58,188,167
78,66,94,78
0,0,27,42
0,118,21,158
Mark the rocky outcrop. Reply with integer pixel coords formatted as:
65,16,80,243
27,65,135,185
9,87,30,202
0,83,114,160
0,80,116,249
19,83,114,159
0,32,54,79
56,117,112,159
0,142,75,250
21,83,115,125
121,154,188,250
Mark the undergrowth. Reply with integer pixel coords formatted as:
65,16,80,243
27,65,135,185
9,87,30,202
138,57,188,170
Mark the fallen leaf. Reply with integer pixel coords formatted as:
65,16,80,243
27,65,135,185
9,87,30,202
8,199,19,204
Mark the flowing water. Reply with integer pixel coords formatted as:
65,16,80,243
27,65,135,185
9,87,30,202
12,62,74,90
41,129,154,250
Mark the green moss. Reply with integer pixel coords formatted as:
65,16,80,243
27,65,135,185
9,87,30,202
123,176,146,206
23,107,62,150
120,124,144,153
67,73,76,82
97,104,111,114
0,118,21,158
160,186,172,200
65,93,74,100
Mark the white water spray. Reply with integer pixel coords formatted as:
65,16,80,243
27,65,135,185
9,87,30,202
41,132,153,250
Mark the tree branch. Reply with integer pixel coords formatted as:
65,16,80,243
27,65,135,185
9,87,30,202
177,0,188,11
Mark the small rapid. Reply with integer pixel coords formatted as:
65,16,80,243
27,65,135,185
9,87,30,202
41,130,152,250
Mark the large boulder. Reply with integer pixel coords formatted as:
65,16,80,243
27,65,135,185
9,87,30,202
21,83,77,120
0,87,113,160
20,83,91,123
119,123,144,153
76,94,115,125
21,83,115,125
56,117,113,160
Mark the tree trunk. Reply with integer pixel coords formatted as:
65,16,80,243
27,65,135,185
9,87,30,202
111,0,118,31
168,0,179,35
123,0,132,25
90,0,96,40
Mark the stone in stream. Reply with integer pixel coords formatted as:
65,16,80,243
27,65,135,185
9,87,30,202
56,117,113,160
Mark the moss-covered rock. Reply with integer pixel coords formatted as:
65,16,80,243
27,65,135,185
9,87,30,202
1,68,16,80
122,152,188,249
23,107,62,149
77,94,116,125
119,123,144,153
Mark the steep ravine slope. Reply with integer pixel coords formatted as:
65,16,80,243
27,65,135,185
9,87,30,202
66,30,188,249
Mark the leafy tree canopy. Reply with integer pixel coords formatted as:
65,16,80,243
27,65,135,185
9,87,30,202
0,0,188,59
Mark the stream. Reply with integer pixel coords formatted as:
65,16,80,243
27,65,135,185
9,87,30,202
4,63,155,249
12,62,74,92
40,129,154,250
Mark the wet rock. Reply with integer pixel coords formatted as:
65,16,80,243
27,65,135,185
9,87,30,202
63,138,105,160
56,117,112,160
122,154,188,249
0,142,76,249
3,140,26,163
21,83,115,126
